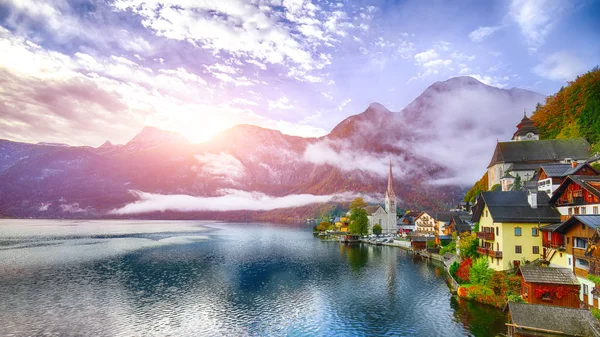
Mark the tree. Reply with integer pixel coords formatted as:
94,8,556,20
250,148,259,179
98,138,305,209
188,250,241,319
349,208,369,235
316,222,330,231
490,184,501,191
350,197,368,210
456,258,473,283
372,224,382,235
469,257,494,285
512,174,522,191
458,232,478,259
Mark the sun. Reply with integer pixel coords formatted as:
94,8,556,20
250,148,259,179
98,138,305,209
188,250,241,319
148,109,239,143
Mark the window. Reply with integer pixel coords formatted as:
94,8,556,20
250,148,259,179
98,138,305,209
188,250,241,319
576,258,590,270
583,224,587,230
583,283,589,294
574,238,587,249
515,245,522,254
568,257,572,266
575,207,580,215
515,227,522,236
496,227,498,236
594,206,598,214
569,208,573,215
547,231,552,240
532,228,539,236
533,246,539,254
582,207,587,215
496,242,499,251
485,210,488,218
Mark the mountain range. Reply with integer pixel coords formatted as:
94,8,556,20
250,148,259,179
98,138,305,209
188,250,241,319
0,76,546,221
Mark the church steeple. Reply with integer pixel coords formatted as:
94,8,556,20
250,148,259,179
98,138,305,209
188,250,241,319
385,160,395,201
512,109,540,141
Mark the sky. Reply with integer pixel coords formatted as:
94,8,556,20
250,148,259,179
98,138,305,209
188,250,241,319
0,0,599,146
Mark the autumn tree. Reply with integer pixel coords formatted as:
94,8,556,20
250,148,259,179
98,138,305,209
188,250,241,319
458,232,478,259
349,197,369,235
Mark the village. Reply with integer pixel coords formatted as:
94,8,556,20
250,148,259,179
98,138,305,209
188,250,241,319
315,112,600,337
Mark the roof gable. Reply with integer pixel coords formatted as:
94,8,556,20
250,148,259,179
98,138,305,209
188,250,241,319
473,191,561,223
550,175,600,204
365,205,385,216
555,215,600,233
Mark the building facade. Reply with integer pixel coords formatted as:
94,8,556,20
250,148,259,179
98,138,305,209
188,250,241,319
366,161,397,235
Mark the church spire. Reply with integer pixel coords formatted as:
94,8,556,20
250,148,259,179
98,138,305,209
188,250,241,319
386,160,395,200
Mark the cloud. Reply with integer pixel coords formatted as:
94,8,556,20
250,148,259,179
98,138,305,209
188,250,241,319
110,189,356,214
268,97,294,110
414,49,439,64
533,52,587,81
194,153,246,181
509,0,568,51
468,26,501,42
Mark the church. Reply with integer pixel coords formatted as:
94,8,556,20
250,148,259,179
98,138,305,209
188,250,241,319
366,161,397,235
487,111,590,189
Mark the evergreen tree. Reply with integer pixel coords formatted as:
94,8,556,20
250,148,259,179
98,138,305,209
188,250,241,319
512,175,522,191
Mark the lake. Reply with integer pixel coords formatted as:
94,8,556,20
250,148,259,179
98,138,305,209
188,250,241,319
0,220,507,336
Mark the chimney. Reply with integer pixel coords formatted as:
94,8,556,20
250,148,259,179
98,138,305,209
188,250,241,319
527,189,537,209
572,161,577,168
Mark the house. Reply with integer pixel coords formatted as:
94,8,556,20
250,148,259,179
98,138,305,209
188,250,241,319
472,190,561,271
365,161,397,235
554,215,600,308
486,113,590,189
414,212,435,234
506,302,600,337
446,215,471,235
398,212,417,233
537,163,598,196
549,175,600,222
517,265,580,308
409,236,431,250
539,223,568,268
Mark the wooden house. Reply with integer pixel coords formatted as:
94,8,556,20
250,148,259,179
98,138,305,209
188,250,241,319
506,302,600,337
410,236,430,250
549,175,600,222
537,162,598,196
517,266,580,308
539,223,568,268
554,215,600,308
446,215,471,235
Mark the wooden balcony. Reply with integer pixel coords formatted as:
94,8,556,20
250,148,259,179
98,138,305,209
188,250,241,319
476,231,495,240
543,242,565,250
575,267,589,278
477,246,489,255
573,248,588,259
489,250,503,258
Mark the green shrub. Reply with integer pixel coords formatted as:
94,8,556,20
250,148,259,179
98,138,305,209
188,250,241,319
449,261,460,279
426,240,436,248
507,294,525,303
588,274,600,287
470,257,494,285
488,272,507,295
592,308,600,322
440,240,456,255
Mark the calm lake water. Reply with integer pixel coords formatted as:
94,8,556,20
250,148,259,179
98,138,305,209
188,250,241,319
0,220,507,336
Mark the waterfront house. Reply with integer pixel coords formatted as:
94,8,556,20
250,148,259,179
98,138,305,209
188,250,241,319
409,236,430,250
554,215,600,308
537,163,598,196
549,175,600,222
486,114,590,189
517,265,580,308
446,215,471,235
472,190,561,271
506,302,600,337
414,212,435,234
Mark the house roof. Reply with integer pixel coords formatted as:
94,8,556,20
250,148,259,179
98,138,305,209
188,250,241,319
518,266,579,285
405,211,422,218
433,211,461,222
487,137,590,168
540,163,599,178
555,215,600,233
365,205,384,216
507,302,600,337
414,211,432,221
472,191,561,223
539,222,562,232
549,175,600,204
450,215,471,233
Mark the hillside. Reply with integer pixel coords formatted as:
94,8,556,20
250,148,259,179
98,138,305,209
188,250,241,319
531,67,600,153
464,68,600,202
0,76,544,221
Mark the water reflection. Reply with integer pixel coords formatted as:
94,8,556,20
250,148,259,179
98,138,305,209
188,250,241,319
0,221,507,336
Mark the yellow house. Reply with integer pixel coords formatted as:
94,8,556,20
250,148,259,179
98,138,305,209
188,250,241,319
473,191,561,271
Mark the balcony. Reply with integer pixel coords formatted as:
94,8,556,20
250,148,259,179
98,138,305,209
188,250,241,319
477,247,489,255
573,248,588,259
543,241,565,250
476,231,495,240
489,250,503,258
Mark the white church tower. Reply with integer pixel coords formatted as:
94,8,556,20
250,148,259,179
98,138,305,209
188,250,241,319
384,161,397,235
